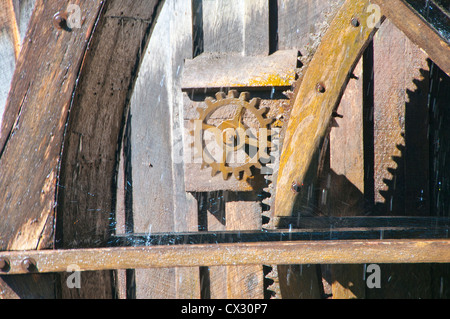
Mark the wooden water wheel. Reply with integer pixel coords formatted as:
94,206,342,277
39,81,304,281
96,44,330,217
0,0,450,299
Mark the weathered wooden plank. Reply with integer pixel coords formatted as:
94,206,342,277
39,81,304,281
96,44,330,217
224,192,263,299
0,0,21,125
2,239,450,275
327,59,366,299
13,0,36,43
126,0,199,299
243,0,269,56
205,192,264,299
182,50,298,91
328,60,365,216
277,0,344,51
274,0,380,218
56,0,164,299
202,0,244,54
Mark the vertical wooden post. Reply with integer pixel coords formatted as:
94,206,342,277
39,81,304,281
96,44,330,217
328,59,366,299
127,0,200,299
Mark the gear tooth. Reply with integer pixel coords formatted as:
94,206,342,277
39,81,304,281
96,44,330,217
257,107,269,117
264,118,274,126
196,107,206,118
227,90,239,99
261,197,271,206
250,97,261,107
222,169,231,180
263,175,273,183
263,183,272,192
239,91,250,101
253,161,262,169
283,90,294,99
215,92,226,100
210,167,218,177
265,266,281,299
204,97,215,106
233,168,242,180
244,167,252,179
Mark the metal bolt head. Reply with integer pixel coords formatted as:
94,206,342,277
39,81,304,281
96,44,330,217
0,258,10,273
291,181,302,194
21,258,37,273
316,82,326,93
53,12,68,30
351,17,360,27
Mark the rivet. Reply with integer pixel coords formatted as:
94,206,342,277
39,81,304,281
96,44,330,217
53,12,68,30
21,258,37,273
291,181,302,194
316,82,326,93
0,258,10,273
351,17,360,27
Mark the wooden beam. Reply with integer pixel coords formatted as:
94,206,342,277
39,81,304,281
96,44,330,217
1,239,450,275
0,0,106,299
56,0,164,299
182,50,298,92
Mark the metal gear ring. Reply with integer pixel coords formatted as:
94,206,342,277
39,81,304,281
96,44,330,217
191,90,273,181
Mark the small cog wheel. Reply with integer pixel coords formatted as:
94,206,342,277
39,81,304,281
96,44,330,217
191,90,273,181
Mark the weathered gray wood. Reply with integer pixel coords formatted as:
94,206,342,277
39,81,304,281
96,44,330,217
0,0,35,125
244,0,269,56
0,0,19,126
13,0,35,43
328,59,366,299
203,0,244,54
277,0,344,51
128,0,199,299
207,192,264,298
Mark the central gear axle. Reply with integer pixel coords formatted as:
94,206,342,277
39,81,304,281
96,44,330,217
191,90,274,181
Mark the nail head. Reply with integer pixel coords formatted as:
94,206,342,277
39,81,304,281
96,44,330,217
351,17,360,27
291,181,302,194
0,258,10,272
316,82,326,93
22,258,37,273
53,12,68,30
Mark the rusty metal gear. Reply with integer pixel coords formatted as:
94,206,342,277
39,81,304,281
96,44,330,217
191,90,273,181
